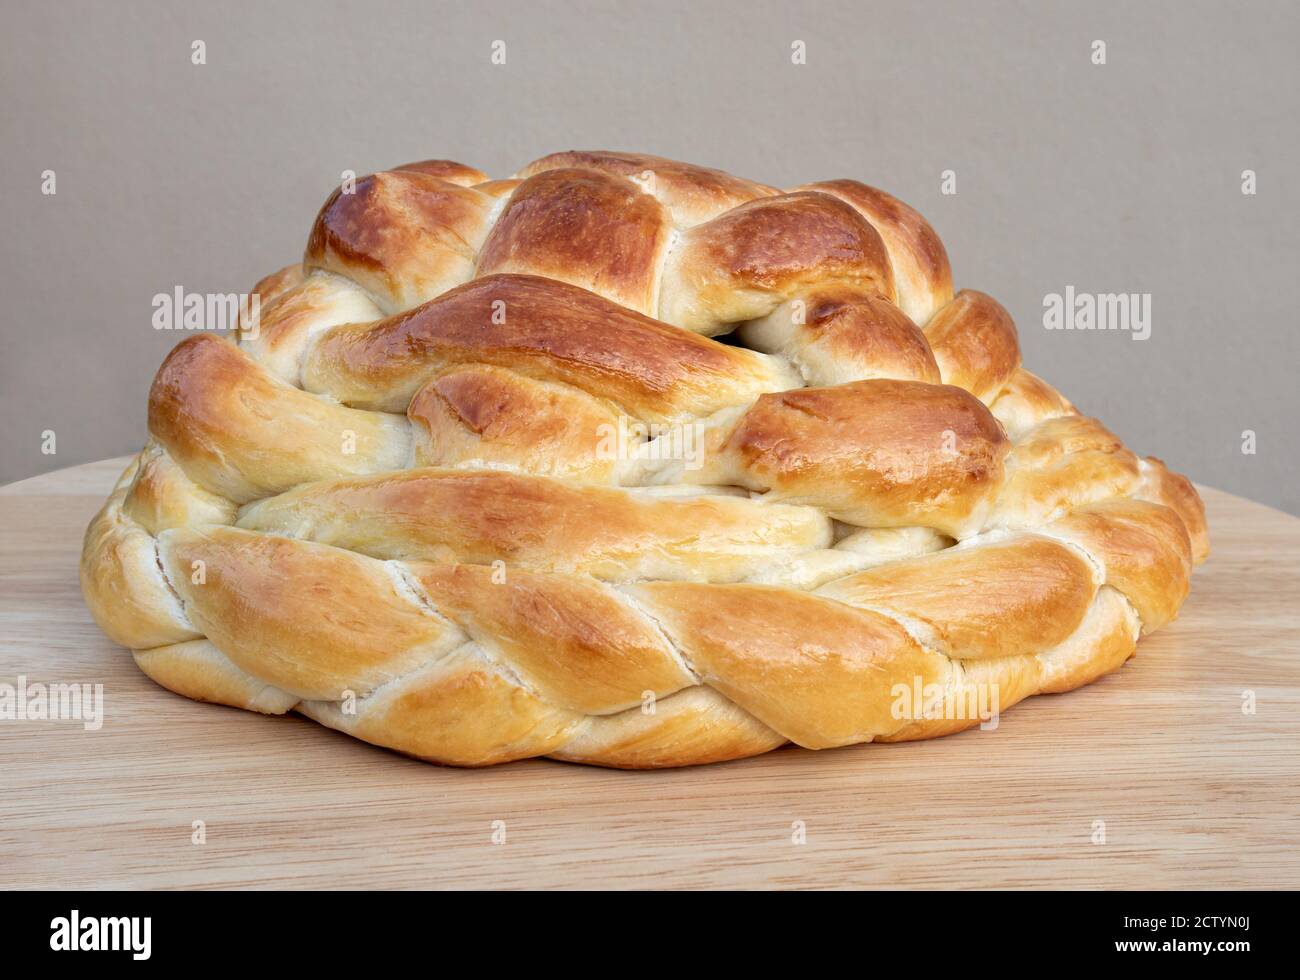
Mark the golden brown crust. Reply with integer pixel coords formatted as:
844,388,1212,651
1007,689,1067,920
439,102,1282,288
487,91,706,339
660,191,896,335
923,289,1022,403
548,687,786,769
1036,586,1139,693
80,150,1207,768
816,536,1097,659
1048,499,1192,632
148,335,410,501
301,649,584,767
989,368,1079,438
798,179,953,326
629,582,951,748
711,379,1009,534
738,284,941,386
391,159,490,186
409,563,692,714
134,640,299,715
158,526,460,700
236,468,831,582
476,168,672,315
990,415,1142,529
305,171,495,313
1138,456,1210,564
471,178,522,199
249,263,305,306
407,365,623,481
80,477,200,650
120,441,237,534
238,273,382,383
518,149,778,226
301,273,798,418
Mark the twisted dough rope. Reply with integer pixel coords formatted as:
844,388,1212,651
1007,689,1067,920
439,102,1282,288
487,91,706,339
80,151,1208,768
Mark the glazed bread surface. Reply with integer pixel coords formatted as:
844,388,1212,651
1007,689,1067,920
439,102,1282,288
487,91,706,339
81,150,1208,768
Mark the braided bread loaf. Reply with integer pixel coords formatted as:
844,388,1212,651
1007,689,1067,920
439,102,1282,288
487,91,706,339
80,151,1208,768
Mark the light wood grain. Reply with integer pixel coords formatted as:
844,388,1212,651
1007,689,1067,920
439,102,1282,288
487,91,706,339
1,456,1297,890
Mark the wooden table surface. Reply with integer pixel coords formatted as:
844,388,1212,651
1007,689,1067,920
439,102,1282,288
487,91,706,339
2,456,1297,890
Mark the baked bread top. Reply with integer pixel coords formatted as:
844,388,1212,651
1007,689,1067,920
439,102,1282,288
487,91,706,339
80,151,1208,768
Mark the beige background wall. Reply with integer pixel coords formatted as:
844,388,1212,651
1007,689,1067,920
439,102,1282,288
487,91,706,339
3,0,1296,512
